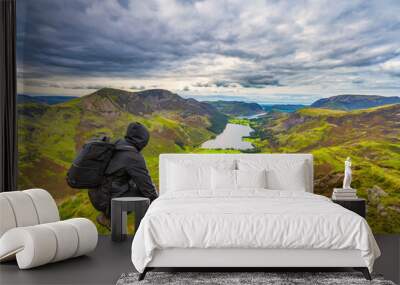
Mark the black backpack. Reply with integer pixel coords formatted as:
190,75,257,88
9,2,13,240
66,137,135,189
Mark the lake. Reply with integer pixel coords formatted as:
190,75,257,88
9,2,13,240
201,123,254,150
238,112,268,119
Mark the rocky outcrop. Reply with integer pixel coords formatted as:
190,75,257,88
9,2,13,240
368,185,388,206
314,172,343,196
80,91,121,119
388,205,400,214
377,203,388,217
368,185,389,216
282,113,307,130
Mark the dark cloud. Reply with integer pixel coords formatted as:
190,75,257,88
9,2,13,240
17,70,48,79
235,75,282,88
71,85,107,90
130,85,146,90
193,82,212,88
214,81,235,88
183,94,255,102
16,0,400,95
210,75,282,89
22,81,111,90
23,80,62,88
117,0,130,9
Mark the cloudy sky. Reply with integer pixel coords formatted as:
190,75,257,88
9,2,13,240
17,0,400,104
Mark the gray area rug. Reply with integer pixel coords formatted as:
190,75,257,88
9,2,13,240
117,272,396,285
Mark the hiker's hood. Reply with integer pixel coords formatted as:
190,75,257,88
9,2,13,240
125,122,150,151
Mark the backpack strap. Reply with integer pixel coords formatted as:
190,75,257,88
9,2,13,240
115,145,137,152
113,139,137,152
103,140,137,176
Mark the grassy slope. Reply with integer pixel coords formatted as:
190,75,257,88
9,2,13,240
18,96,400,234
18,95,223,234
249,105,400,233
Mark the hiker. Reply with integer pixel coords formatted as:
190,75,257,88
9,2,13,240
88,122,158,230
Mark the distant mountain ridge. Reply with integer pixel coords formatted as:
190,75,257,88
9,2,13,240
206,100,264,116
311,94,400,110
261,104,305,113
91,88,217,116
83,88,227,133
18,94,78,105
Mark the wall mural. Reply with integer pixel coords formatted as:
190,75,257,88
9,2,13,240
17,0,400,234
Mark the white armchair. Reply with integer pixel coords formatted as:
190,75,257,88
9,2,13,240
0,189,98,269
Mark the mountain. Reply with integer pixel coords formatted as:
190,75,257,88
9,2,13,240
311,94,400,110
261,104,305,113
83,88,227,133
17,94,44,104
17,88,400,234
18,94,78,105
17,88,228,233
248,104,400,233
206,100,264,116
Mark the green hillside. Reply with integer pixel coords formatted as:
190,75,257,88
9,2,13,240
247,104,400,233
311,94,400,110
17,88,400,234
206,100,264,116
17,88,228,233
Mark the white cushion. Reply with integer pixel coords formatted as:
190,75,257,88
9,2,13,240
63,218,98,257
42,221,79,262
0,189,59,237
0,225,58,269
160,154,313,194
0,191,39,227
211,168,237,191
211,169,268,192
0,218,98,269
238,159,308,191
0,196,17,237
24,189,60,224
236,169,267,189
167,159,235,192
167,163,211,191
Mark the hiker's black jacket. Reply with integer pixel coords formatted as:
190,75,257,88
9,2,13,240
107,123,158,201
88,123,158,217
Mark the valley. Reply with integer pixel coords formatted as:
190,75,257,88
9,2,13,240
17,90,400,234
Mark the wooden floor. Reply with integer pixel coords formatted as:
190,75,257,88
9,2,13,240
0,235,399,285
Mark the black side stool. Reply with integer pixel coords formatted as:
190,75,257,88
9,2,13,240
111,197,150,242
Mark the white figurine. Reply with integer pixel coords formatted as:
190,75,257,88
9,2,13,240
343,157,352,189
